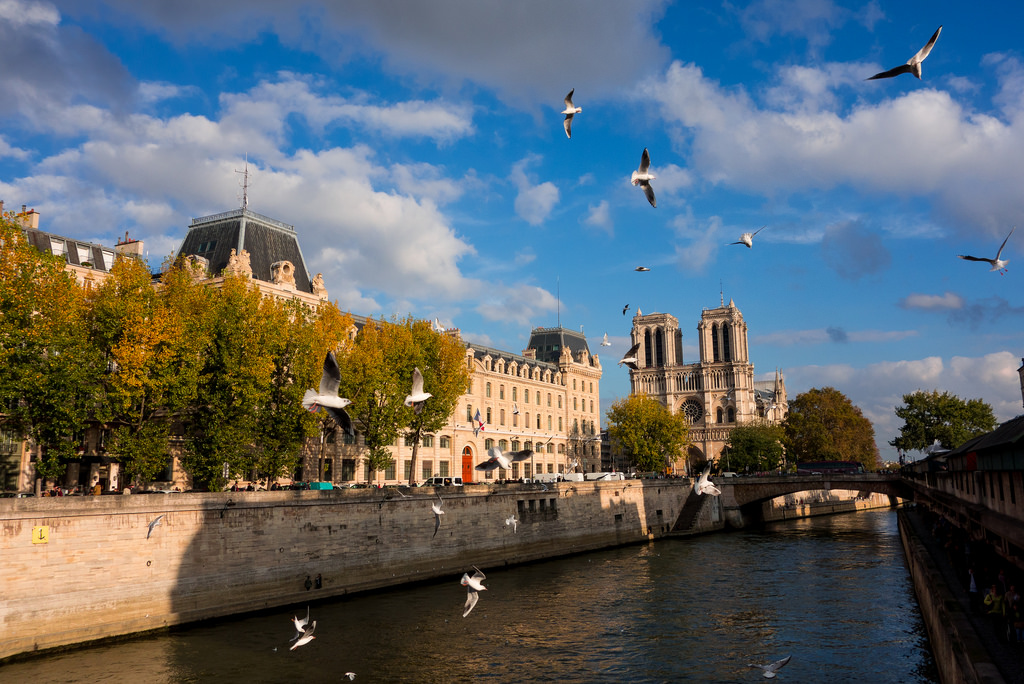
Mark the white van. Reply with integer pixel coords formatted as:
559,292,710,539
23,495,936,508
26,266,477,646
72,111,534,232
531,472,563,484
562,473,585,482
425,476,463,487
584,472,626,481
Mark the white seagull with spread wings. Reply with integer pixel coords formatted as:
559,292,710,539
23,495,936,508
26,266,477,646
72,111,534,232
302,352,354,436
461,566,487,617
561,88,581,139
729,225,767,248
476,446,533,473
748,655,792,678
631,148,657,208
404,367,432,414
618,342,641,371
867,25,942,80
957,227,1014,274
694,462,721,497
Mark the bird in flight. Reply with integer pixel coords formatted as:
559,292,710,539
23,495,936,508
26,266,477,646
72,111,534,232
431,494,445,538
728,225,767,248
505,515,518,533
476,446,533,473
461,565,487,617
867,25,942,80
146,514,165,539
748,655,792,679
290,620,316,650
622,304,630,316
404,367,432,415
635,266,650,272
290,606,310,643
694,462,721,497
433,318,445,333
631,148,657,207
600,333,612,347
957,227,1014,274
302,351,355,436
618,342,641,370
561,88,581,139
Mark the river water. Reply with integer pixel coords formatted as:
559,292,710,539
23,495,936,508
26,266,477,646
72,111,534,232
4,509,936,683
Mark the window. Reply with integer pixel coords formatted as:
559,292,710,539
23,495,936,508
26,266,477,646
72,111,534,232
486,382,491,398
547,443,555,454
524,441,533,452
467,405,473,422
590,400,594,413
727,407,735,422
440,436,450,449
525,389,530,403
499,439,508,450
404,435,417,447
547,393,551,407
526,412,530,427
513,413,518,427
343,432,357,445
500,409,506,425
439,461,450,477
422,460,433,480
500,385,505,400
513,388,518,402
404,460,413,479
574,397,578,410
716,408,723,424
422,434,434,447
558,444,565,454
558,417,563,431
385,461,396,480
558,396,563,409
590,382,593,393
485,438,494,450
486,407,492,423
536,415,541,429
547,415,552,430
536,392,540,405
512,440,521,451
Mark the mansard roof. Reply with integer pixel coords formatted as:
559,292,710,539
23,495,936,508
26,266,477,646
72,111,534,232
466,342,556,374
526,326,593,365
175,208,313,294
23,229,120,273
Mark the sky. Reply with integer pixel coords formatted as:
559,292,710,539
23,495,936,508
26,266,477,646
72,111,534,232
2,0,1023,462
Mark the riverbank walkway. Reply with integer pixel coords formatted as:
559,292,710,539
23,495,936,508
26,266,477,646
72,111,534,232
904,506,1024,684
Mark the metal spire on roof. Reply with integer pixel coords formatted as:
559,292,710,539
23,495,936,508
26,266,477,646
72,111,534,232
236,154,250,211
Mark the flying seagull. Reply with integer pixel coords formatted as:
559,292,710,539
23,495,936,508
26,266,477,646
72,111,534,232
146,514,165,539
512,402,520,415
432,318,445,333
344,674,356,681
729,225,767,248
618,342,641,370
302,351,355,436
622,304,630,316
404,367,432,415
289,620,316,651
476,446,533,473
461,565,487,617
867,25,942,80
748,655,792,679
957,227,1014,274
694,462,721,497
631,148,657,208
561,88,581,139
505,515,518,533
635,266,650,272
290,606,310,643
431,494,445,538
600,333,612,347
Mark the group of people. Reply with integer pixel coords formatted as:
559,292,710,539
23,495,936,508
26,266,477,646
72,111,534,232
975,570,1024,644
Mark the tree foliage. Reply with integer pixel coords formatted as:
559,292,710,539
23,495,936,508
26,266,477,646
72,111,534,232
606,395,689,473
724,421,786,473
890,390,998,453
782,386,880,470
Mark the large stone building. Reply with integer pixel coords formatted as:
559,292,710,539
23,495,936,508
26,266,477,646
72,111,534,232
627,299,787,473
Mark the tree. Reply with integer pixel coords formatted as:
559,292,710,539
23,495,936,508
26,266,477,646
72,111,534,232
402,318,471,485
606,395,689,473
783,386,880,470
0,214,103,482
890,390,998,453
724,421,785,473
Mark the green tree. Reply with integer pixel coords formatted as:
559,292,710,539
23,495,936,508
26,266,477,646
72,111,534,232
402,318,472,485
890,390,998,453
783,386,880,470
606,395,689,473
724,421,785,473
0,214,103,482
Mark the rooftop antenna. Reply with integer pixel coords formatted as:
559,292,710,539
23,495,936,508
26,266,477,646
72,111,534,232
236,154,251,211
556,276,560,328
720,279,724,307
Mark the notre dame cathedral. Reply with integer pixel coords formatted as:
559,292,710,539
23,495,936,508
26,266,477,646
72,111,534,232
627,299,787,474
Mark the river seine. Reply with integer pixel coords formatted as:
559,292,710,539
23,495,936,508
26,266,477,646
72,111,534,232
4,508,936,683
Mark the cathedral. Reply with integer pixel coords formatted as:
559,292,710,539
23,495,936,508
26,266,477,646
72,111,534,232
627,299,787,474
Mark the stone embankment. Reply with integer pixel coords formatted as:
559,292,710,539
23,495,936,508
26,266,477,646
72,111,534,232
1,480,701,661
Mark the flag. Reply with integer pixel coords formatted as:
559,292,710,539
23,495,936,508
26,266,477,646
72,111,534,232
473,408,485,437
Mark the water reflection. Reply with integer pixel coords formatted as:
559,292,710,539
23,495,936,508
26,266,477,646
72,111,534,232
3,510,935,683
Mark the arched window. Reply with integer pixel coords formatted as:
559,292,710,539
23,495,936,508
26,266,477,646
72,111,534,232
558,396,563,408
524,441,533,451
547,443,554,454
500,409,505,425
499,439,508,451
511,440,521,451
536,414,541,429
440,436,450,449
728,406,735,422
573,397,578,410
513,387,518,402
547,393,552,406
486,382,491,398
716,407,723,424
525,389,530,403
711,324,721,362
558,444,565,454
722,324,732,362
500,385,505,399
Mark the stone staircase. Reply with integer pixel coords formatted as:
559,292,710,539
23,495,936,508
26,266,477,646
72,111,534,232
670,488,706,533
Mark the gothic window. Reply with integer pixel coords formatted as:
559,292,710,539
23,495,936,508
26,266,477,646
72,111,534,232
716,407,723,424
728,407,735,422
655,328,665,366
682,398,704,424
644,329,652,367
722,325,732,362
711,324,721,363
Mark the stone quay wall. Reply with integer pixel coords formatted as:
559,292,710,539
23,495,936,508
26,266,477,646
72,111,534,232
898,510,1003,684
0,480,692,661
762,491,896,522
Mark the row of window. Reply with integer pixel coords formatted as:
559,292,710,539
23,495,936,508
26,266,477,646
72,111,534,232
483,381,597,401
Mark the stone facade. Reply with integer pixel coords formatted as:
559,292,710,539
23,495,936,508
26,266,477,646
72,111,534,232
628,300,787,473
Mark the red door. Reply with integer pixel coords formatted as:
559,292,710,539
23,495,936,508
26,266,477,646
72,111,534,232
462,446,474,483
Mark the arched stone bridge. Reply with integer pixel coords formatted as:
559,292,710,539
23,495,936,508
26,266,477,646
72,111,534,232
715,473,912,528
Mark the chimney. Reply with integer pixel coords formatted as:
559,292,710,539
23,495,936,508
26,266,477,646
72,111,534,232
16,205,40,230
115,232,145,257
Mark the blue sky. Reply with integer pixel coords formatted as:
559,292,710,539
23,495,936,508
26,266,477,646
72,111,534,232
2,0,1022,461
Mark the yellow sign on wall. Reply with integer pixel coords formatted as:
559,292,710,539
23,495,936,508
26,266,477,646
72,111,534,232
32,526,49,544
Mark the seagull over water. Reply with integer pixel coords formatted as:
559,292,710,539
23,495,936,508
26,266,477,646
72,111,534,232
957,227,1014,274
146,514,165,539
302,351,355,436
694,462,721,497
461,565,487,617
600,333,612,347
748,655,792,678
505,515,518,533
289,620,316,651
561,88,581,139
404,367,432,415
867,25,942,80
618,342,641,371
631,148,657,208
431,494,445,538
729,225,767,248
290,606,310,643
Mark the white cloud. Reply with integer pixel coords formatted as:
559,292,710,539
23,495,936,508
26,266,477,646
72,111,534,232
583,200,613,235
671,213,721,273
0,135,30,160
0,0,59,28
639,59,1024,238
510,156,559,226
899,291,964,310
475,283,558,327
